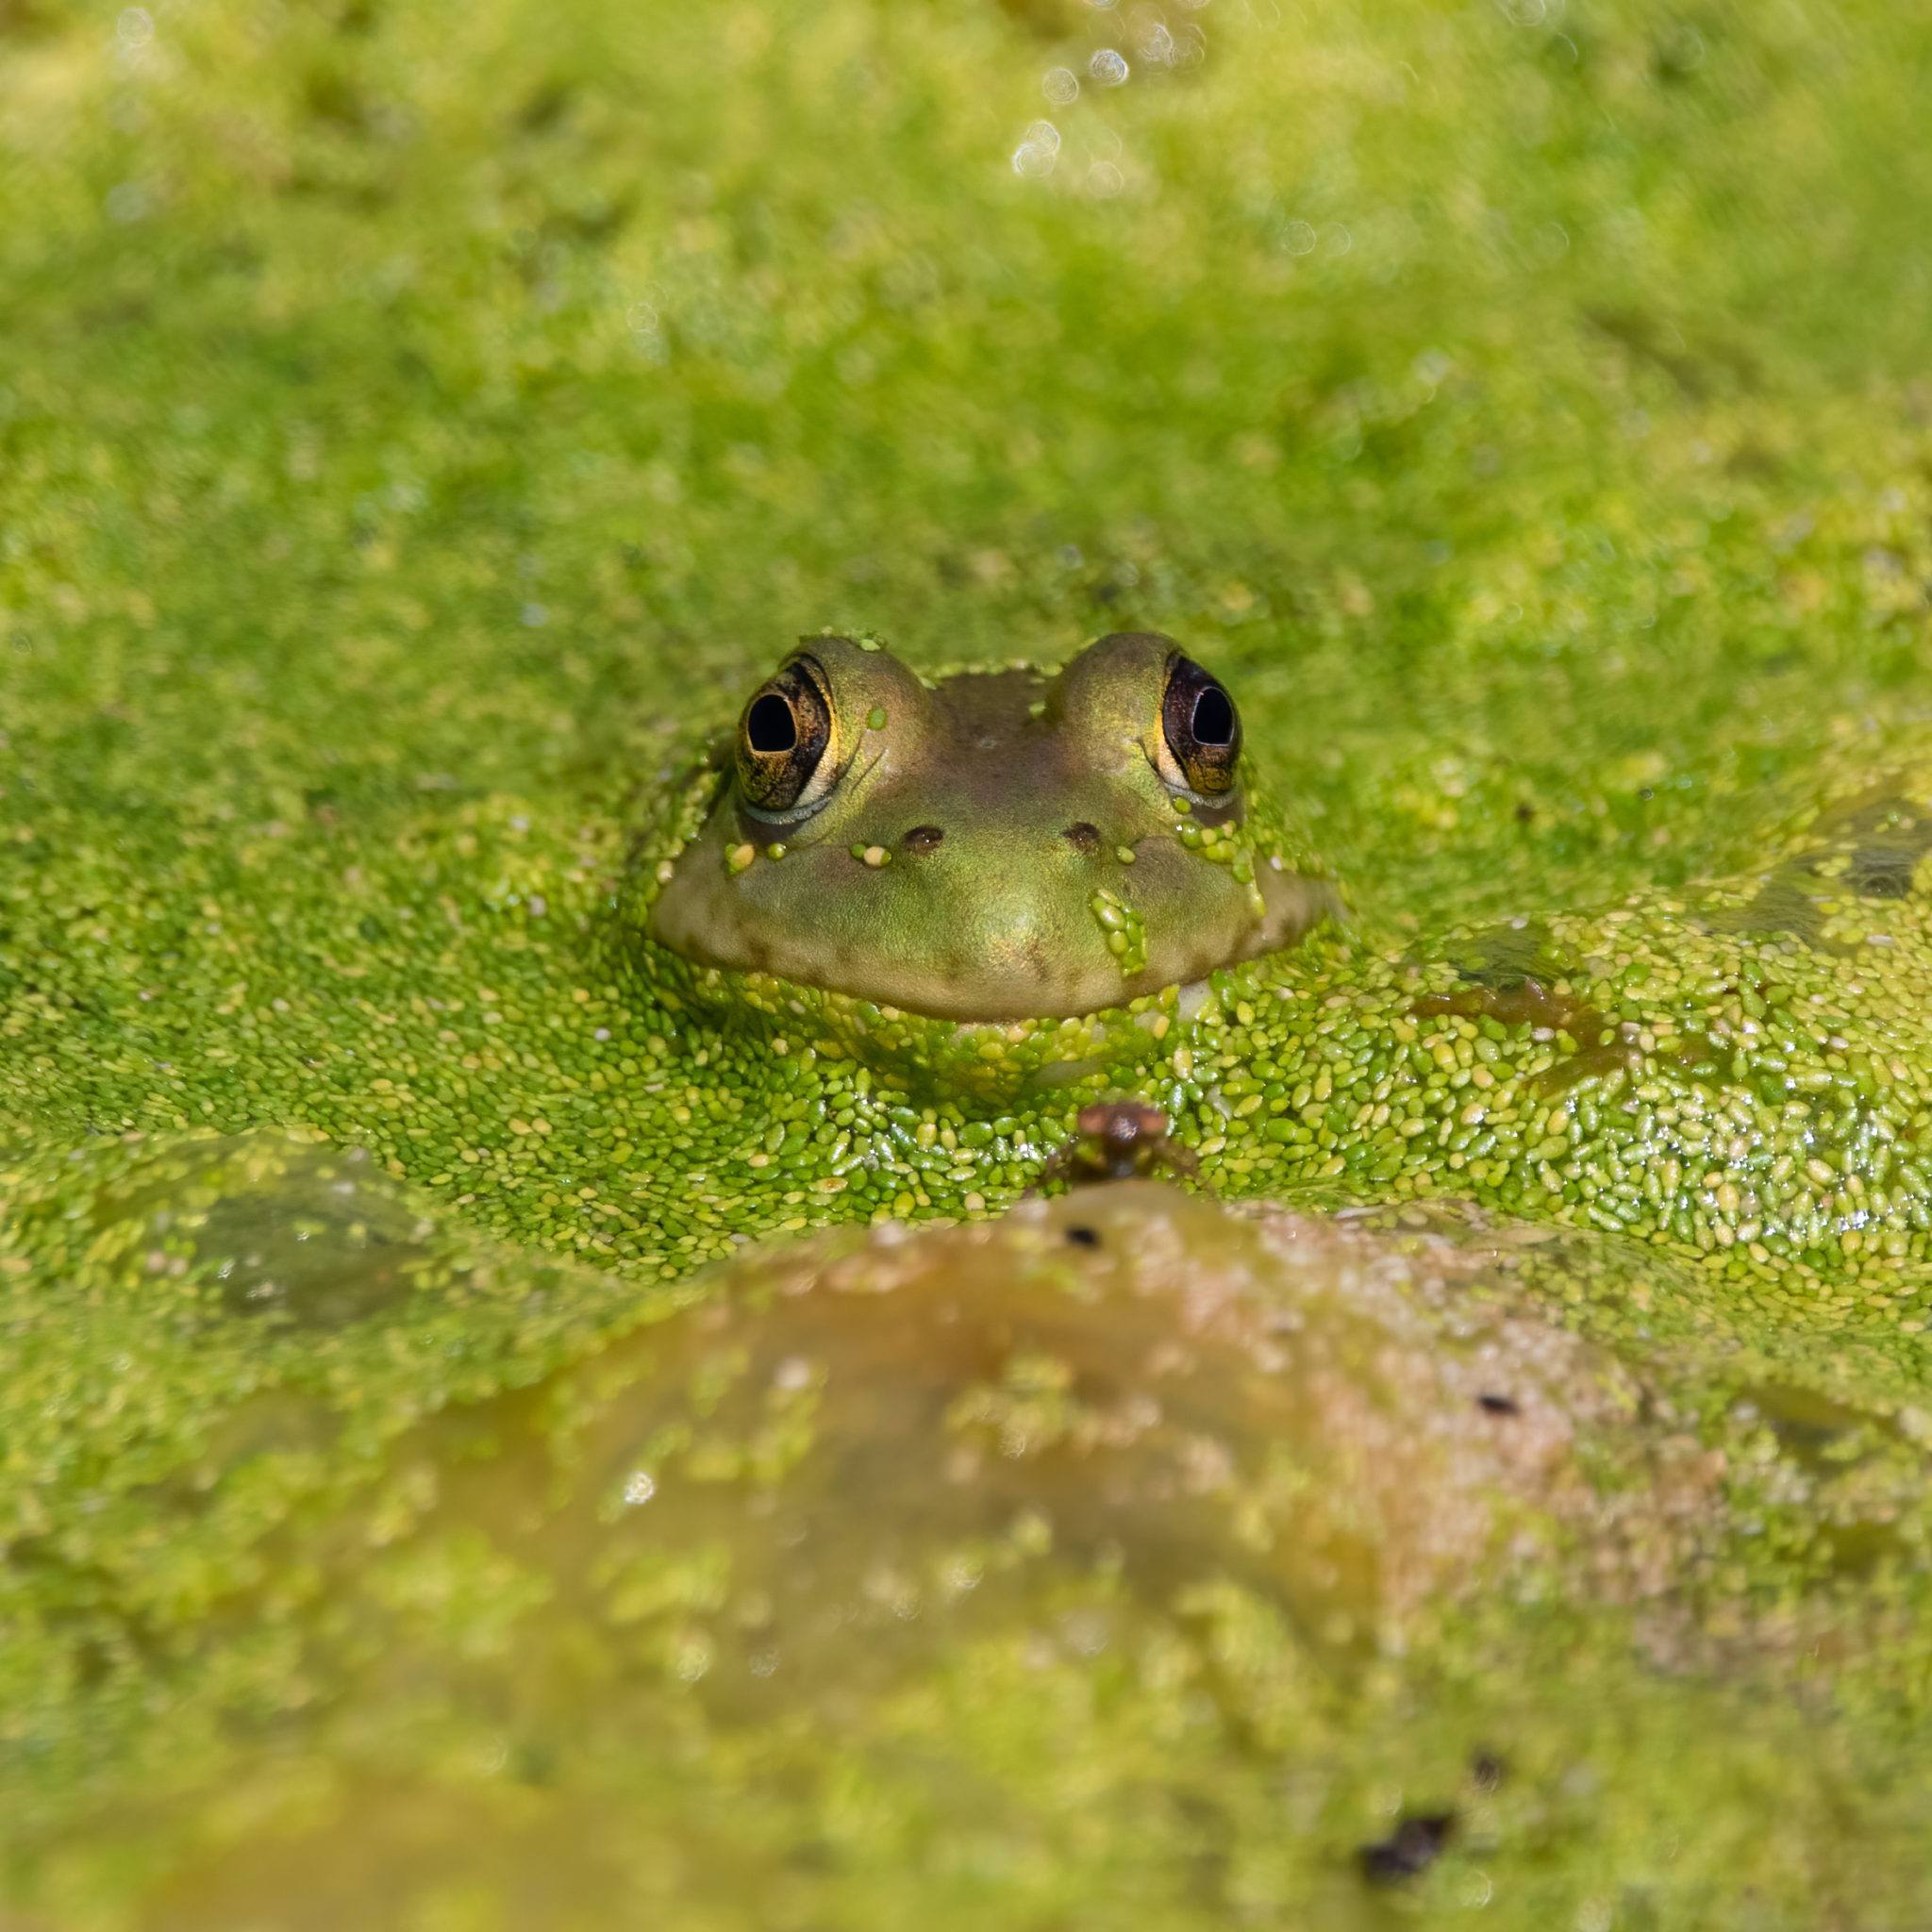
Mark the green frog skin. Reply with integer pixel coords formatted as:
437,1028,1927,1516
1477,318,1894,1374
647,630,1337,1021
630,630,1932,1300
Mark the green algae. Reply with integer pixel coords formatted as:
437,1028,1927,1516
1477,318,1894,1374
7,0,1932,1920
1087,885,1148,976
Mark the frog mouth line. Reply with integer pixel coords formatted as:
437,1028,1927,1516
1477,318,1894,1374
648,864,1340,1025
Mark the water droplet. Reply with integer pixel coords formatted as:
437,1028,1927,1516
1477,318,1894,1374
115,6,153,46
1279,218,1317,256
1087,159,1125,198
1024,119,1061,154
623,1470,658,1506
626,300,659,333
1090,47,1130,86
1012,139,1058,178
1498,0,1546,22
1042,65,1080,105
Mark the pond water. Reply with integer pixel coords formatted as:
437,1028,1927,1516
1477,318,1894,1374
5,0,1932,1924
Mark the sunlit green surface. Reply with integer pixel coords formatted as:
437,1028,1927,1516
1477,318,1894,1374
6,0,1932,1923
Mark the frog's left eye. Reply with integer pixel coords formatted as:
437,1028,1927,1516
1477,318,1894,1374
736,656,837,816
1158,654,1241,796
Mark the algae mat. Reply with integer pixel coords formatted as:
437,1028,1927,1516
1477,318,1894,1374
5,0,1932,1924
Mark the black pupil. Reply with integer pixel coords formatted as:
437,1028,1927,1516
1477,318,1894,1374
747,692,798,753
1191,684,1235,745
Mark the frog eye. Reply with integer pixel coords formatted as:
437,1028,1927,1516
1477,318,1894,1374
736,656,837,815
1158,654,1241,796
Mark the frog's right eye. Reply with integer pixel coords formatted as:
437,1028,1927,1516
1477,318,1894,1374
1158,653,1241,798
736,656,837,816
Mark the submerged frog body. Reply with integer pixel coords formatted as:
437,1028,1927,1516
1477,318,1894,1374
649,631,1338,1020
632,633,1932,1291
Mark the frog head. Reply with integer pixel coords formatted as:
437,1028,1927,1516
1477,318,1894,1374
643,631,1336,1026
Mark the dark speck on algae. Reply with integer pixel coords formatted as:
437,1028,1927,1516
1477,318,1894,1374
7,0,1932,1924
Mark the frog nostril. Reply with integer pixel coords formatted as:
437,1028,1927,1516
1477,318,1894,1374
902,824,945,854
1063,822,1101,854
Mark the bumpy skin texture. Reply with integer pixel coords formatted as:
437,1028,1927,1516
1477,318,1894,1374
649,632,1338,1019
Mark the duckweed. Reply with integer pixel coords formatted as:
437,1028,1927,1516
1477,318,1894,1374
8,0,1932,1921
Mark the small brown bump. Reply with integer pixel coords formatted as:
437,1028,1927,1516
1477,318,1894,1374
903,824,945,854
1063,821,1102,854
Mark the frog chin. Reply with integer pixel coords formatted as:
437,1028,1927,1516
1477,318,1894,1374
628,920,1335,1111
646,858,1342,1026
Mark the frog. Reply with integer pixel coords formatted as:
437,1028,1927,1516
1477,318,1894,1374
629,629,1932,1305
645,628,1340,1022
628,629,1342,1112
